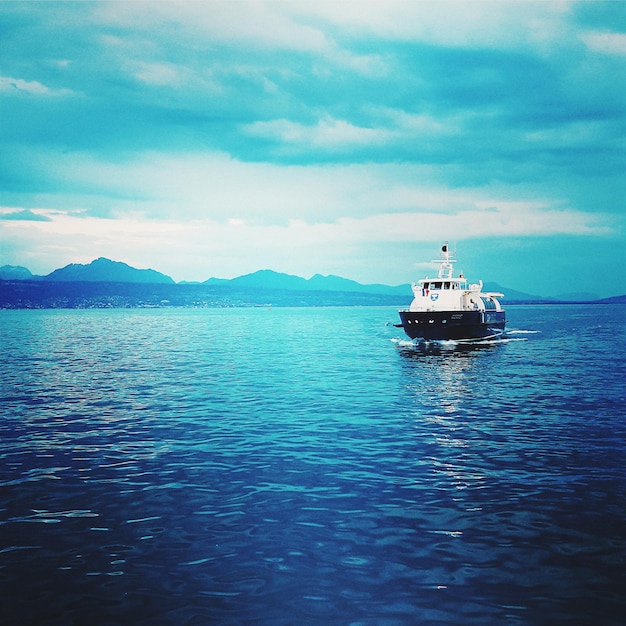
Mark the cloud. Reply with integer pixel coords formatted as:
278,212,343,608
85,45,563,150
0,76,73,97
0,209,52,222
292,0,575,51
581,31,626,56
94,1,333,54
2,144,622,236
131,62,189,87
243,117,394,150
242,108,467,161
0,198,613,282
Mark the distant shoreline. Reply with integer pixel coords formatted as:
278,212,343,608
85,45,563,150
1,279,624,310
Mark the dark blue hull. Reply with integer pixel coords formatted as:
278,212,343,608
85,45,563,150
398,310,506,341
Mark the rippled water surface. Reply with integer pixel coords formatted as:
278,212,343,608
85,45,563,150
1,305,625,625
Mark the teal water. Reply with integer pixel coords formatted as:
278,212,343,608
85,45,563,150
1,305,625,624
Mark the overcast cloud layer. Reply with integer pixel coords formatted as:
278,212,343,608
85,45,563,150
1,1,625,298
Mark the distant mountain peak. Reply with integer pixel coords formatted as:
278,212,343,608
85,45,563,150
44,258,175,284
0,265,34,280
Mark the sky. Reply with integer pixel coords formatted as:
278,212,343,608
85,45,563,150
1,0,625,299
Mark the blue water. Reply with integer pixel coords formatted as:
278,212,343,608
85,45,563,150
1,305,625,625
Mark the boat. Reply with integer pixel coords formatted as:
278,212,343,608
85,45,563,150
396,243,506,342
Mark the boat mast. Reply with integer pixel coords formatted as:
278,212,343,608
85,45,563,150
434,242,455,279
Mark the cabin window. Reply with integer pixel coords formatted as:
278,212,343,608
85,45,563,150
433,282,442,289
480,297,497,311
444,282,450,289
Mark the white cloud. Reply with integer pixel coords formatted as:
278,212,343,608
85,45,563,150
242,109,463,154
292,0,574,50
370,107,462,136
243,117,394,148
11,149,419,221
95,0,332,54
90,0,573,53
1,198,612,283
7,146,619,232
132,61,188,86
581,31,626,56
0,76,73,96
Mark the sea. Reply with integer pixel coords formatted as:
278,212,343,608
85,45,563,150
1,304,625,626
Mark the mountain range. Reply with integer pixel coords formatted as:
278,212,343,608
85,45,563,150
1,257,175,284
0,259,405,293
0,257,537,298
1,257,624,304
203,268,409,295
45,257,175,284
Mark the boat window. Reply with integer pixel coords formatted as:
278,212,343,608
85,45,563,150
443,282,450,289
433,282,442,289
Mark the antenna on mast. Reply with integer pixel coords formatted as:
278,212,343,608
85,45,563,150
436,241,454,278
